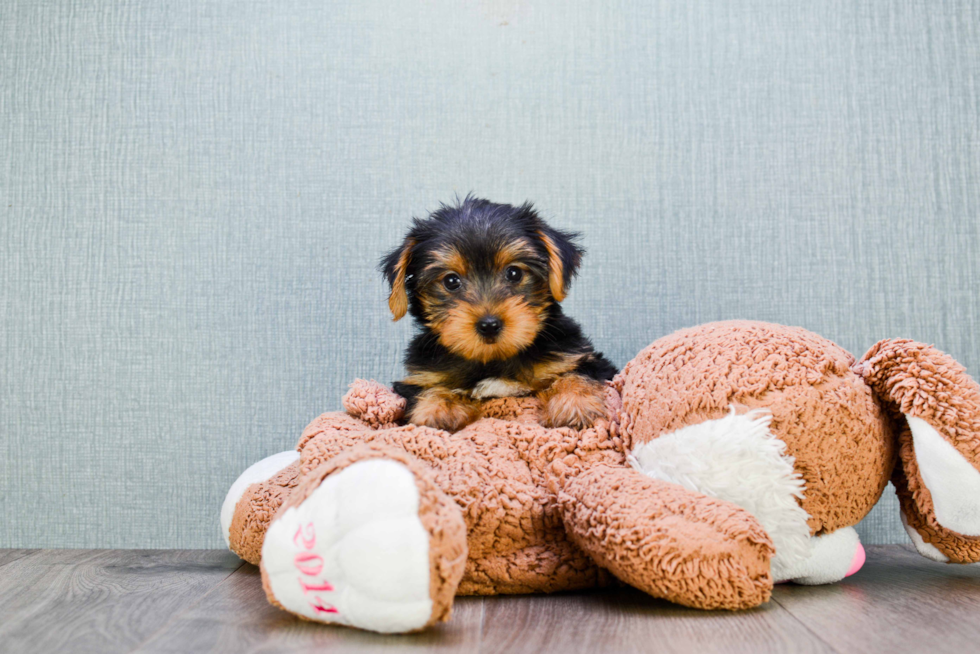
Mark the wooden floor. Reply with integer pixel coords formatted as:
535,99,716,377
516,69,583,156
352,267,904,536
1,545,978,653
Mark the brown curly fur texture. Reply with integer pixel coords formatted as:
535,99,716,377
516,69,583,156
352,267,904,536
478,395,543,423
614,321,894,535
342,378,405,428
860,338,980,563
228,460,302,565
295,410,375,452
259,445,468,630
560,465,774,609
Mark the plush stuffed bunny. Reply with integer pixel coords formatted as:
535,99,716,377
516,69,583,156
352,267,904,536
221,321,980,634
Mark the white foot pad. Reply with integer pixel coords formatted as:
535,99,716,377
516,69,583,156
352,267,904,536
261,459,433,634
774,526,865,585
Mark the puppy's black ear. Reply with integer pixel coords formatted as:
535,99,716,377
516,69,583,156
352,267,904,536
380,237,415,321
536,226,583,302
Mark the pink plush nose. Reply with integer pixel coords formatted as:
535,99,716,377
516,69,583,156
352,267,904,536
845,542,866,577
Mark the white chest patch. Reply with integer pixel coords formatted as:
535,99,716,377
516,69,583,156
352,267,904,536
471,377,533,399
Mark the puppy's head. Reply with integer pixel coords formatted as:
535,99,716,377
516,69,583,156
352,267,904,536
380,197,583,363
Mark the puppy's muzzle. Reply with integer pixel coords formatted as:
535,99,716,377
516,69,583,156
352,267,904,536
476,315,503,340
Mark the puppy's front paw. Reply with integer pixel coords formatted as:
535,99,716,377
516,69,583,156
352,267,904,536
408,387,480,432
539,374,607,429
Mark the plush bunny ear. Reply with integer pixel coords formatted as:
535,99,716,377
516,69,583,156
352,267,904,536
859,339,980,563
537,227,583,302
380,237,415,321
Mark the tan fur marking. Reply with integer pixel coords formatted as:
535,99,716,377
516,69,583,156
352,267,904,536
538,373,606,429
438,296,542,363
419,293,442,327
528,353,584,390
409,387,480,432
494,241,536,271
538,231,566,302
403,370,450,389
424,246,469,277
388,238,414,321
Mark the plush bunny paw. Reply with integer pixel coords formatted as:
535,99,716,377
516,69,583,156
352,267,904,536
260,458,466,633
773,526,865,585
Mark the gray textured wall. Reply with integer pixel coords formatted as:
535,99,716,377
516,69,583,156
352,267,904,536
2,0,979,548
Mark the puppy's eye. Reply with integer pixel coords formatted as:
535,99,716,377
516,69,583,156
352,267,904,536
505,266,524,283
443,273,462,291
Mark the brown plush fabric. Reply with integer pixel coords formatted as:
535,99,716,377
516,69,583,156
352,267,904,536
227,320,980,632
260,445,468,629
614,321,894,535
228,460,301,565
559,464,773,609
478,395,543,423
295,410,375,452
860,338,980,562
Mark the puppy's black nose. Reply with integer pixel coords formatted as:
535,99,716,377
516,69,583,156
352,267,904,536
476,315,503,338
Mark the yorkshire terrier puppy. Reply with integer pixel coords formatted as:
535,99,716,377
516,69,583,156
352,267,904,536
380,197,617,432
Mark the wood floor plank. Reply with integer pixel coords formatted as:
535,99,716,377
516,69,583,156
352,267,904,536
0,549,39,568
771,544,980,654
5,545,980,653
479,586,833,654
134,563,485,654
0,549,242,654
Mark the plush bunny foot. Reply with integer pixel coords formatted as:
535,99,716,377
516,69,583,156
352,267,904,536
773,526,865,585
260,455,467,634
222,450,302,564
